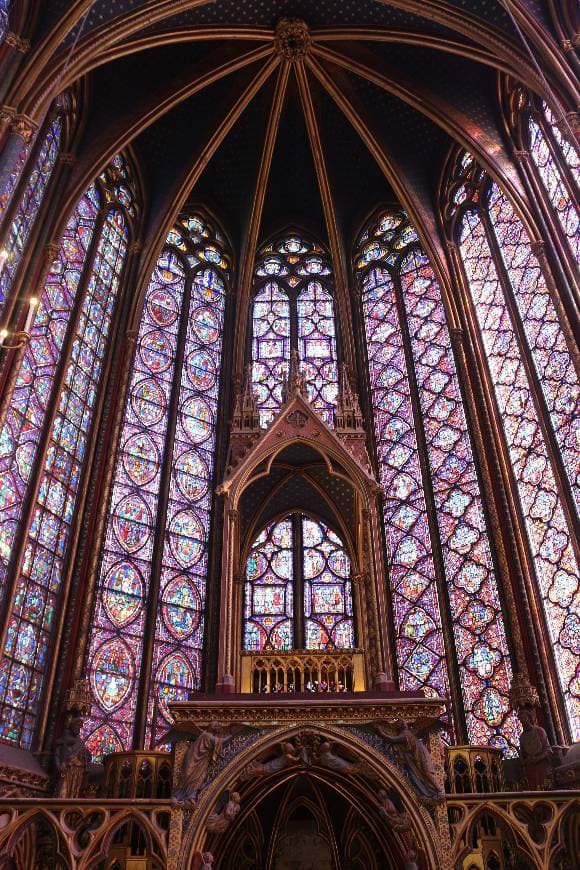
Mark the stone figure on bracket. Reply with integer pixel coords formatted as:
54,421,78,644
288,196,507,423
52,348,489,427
317,740,365,775
171,722,240,805
517,706,556,790
240,741,301,780
375,720,444,800
206,790,241,834
54,710,90,798
377,789,418,870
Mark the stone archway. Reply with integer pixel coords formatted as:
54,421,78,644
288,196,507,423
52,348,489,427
176,722,449,870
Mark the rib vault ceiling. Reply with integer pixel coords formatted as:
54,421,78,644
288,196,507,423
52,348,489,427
6,1,574,300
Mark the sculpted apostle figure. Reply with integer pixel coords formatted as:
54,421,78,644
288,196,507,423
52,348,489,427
517,707,554,790
206,791,241,833
173,722,234,805
54,712,90,798
375,720,443,799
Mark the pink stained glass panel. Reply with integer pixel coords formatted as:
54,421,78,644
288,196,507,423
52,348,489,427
400,248,519,752
487,183,579,510
460,207,580,740
243,519,294,651
252,282,290,426
303,519,354,650
360,260,451,701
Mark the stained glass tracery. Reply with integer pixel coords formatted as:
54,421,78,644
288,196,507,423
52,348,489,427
450,150,580,741
252,235,338,427
357,211,519,751
0,158,135,746
83,214,229,758
243,514,354,653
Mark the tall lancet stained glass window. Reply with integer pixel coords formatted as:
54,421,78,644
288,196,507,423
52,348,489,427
0,96,73,312
0,155,136,747
243,514,354,653
83,215,229,758
447,151,580,740
252,234,339,427
525,98,579,264
356,210,519,752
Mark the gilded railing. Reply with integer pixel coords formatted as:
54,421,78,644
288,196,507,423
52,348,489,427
240,649,365,693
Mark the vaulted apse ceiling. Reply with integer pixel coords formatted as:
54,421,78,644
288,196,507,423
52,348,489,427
15,1,565,257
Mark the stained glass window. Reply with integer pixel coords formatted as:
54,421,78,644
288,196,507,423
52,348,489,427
528,107,579,264
0,158,135,747
252,234,338,426
357,211,519,752
0,1,12,47
244,518,294,651
0,116,63,314
303,519,353,650
450,151,580,741
243,513,354,653
83,214,229,758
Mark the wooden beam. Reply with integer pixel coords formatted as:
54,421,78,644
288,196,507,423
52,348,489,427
294,60,355,371
234,60,290,376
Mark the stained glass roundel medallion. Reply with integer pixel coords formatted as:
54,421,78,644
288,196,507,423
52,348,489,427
139,329,174,373
191,306,220,344
186,349,217,391
174,450,209,501
92,638,134,712
131,378,166,427
181,397,213,444
102,562,144,627
147,287,179,327
113,493,151,553
169,509,205,567
122,432,160,486
161,575,201,638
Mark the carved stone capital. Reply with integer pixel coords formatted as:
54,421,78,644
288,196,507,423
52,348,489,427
44,242,60,263
513,149,531,164
509,671,540,710
4,32,30,53
274,18,311,60
530,240,547,262
57,152,76,166
10,114,37,142
0,105,15,136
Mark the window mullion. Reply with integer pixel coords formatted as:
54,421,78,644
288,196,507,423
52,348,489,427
131,271,193,749
391,261,468,743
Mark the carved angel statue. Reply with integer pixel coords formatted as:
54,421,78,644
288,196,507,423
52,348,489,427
54,712,90,798
206,790,241,834
240,741,301,781
166,721,242,805
317,741,364,775
375,719,443,799
200,852,213,870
